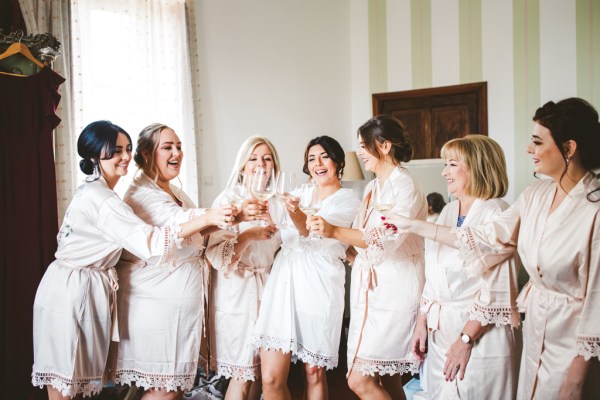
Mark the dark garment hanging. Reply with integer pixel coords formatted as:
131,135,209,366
0,66,65,400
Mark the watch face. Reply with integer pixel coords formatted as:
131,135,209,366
461,334,470,344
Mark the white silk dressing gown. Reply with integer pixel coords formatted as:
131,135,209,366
252,188,360,369
347,167,428,377
32,177,182,398
455,173,600,399
113,174,208,392
421,198,522,399
205,192,281,381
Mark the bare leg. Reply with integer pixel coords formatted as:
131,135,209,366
248,379,263,400
141,388,183,400
225,378,252,400
347,371,391,400
47,386,80,400
380,374,406,400
303,364,328,400
260,349,292,400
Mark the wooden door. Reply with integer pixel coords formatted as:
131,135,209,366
373,82,488,159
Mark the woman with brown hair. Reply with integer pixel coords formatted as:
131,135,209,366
111,123,235,400
309,116,427,400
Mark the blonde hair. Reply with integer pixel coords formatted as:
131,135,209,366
441,135,508,199
225,136,281,188
134,123,173,183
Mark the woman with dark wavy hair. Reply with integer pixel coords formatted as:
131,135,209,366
31,121,233,400
386,98,600,399
253,135,360,399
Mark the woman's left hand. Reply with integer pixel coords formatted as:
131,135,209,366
307,216,335,238
443,338,473,381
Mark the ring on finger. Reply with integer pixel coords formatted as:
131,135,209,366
455,365,460,370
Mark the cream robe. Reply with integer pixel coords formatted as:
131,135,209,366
32,178,181,398
252,188,360,369
347,167,428,377
113,174,207,392
422,198,522,399
205,192,281,381
457,173,600,399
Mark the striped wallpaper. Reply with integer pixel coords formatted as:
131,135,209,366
365,0,600,200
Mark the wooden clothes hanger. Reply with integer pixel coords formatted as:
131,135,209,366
0,41,44,69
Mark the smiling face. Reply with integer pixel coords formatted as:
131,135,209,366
242,143,274,177
153,128,183,184
442,152,470,198
307,144,339,186
527,122,566,179
99,132,132,185
357,135,386,173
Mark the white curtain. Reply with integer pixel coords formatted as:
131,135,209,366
19,0,78,223
71,0,199,201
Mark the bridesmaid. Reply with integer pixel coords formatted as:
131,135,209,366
309,116,427,400
206,136,282,400
112,123,235,400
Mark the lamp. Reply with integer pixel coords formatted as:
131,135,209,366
342,151,365,181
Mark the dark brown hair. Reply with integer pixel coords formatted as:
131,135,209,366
302,136,346,179
357,115,413,164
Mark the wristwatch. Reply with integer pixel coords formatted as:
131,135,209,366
460,332,473,344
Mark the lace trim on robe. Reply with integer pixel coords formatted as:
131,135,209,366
114,369,195,392
185,208,207,249
349,357,420,377
577,336,600,361
361,227,385,266
452,227,488,277
252,335,338,370
219,238,239,278
157,225,184,270
419,295,433,315
468,302,520,328
32,372,103,398
212,359,259,382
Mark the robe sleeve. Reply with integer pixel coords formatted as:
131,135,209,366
205,191,240,277
97,196,182,265
576,219,600,361
452,196,521,277
131,187,207,226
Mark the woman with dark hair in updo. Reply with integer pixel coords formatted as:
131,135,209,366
31,121,233,400
309,116,428,400
386,98,600,399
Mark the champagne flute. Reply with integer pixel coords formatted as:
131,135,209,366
299,182,322,240
372,178,398,240
250,166,276,227
276,171,298,229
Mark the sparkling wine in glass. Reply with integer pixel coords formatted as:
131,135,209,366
299,183,322,240
251,167,276,226
372,178,398,240
276,171,298,229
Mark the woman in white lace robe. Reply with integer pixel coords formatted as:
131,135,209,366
31,121,228,400
309,117,427,400
416,136,521,399
253,136,360,399
205,136,282,400
111,124,234,400
387,98,600,399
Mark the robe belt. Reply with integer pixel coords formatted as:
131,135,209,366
422,299,472,332
242,264,268,306
57,261,121,342
516,278,580,313
347,251,423,377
